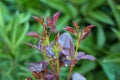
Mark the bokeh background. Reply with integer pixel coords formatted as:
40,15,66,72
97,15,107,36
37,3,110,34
0,0,120,80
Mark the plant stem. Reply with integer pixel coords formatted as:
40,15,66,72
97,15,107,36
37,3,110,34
43,50,55,72
56,52,60,74
56,74,60,80
67,37,80,80
67,59,76,80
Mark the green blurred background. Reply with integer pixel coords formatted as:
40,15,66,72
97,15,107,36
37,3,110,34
0,0,120,80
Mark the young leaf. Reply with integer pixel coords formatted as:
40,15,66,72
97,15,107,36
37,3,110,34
29,60,48,72
27,32,40,39
52,11,60,25
64,26,76,34
97,27,106,47
81,24,94,40
58,32,75,56
73,21,79,30
108,0,120,29
89,10,114,25
76,52,96,61
16,22,29,47
33,16,44,25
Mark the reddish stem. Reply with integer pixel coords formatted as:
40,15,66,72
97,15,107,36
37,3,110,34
67,60,76,80
56,74,60,80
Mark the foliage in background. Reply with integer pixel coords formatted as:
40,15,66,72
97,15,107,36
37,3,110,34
0,0,120,80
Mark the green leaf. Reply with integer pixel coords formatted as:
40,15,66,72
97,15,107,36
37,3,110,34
1,72,14,80
6,18,14,33
0,27,11,48
11,17,19,48
88,0,105,9
108,0,120,29
41,0,77,17
85,18,106,48
70,0,87,5
28,8,43,16
103,53,120,63
16,22,29,47
0,5,4,28
89,10,114,25
100,53,120,80
80,4,89,16
19,13,31,24
100,61,120,80
74,61,96,74
97,27,106,47
57,15,70,31
110,42,120,54
80,34,97,55
112,28,120,40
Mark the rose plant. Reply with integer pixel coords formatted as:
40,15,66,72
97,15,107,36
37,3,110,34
25,11,95,80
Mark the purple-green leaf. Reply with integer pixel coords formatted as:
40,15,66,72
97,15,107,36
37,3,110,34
76,52,96,61
72,72,86,80
58,32,75,56
27,32,40,39
29,60,48,73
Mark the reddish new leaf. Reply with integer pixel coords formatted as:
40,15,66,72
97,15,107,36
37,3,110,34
33,16,44,25
55,32,60,41
73,21,79,30
65,26,76,34
27,32,40,39
46,17,56,32
81,24,94,40
26,42,38,49
50,26,56,32
46,17,53,26
52,11,60,25
46,11,60,32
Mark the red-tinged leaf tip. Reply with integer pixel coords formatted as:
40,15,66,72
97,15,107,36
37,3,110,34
84,24,94,32
55,32,60,41
26,42,38,49
46,17,53,26
50,26,56,32
52,11,61,25
81,24,94,40
73,21,79,30
27,32,40,39
64,26,76,34
33,16,44,25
